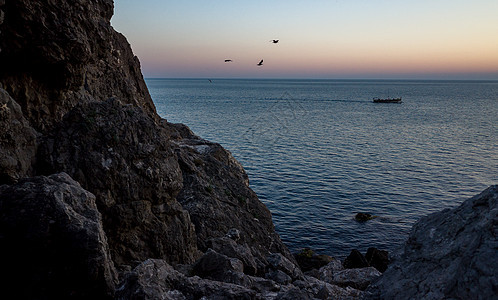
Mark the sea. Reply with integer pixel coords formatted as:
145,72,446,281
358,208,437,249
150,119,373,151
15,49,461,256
147,78,498,257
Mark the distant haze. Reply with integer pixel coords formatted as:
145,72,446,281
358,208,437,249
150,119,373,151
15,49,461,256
112,0,498,80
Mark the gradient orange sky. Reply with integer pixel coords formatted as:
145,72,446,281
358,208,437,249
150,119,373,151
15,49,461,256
112,0,498,79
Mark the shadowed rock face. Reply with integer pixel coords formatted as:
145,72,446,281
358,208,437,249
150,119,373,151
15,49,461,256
0,0,155,132
37,99,199,266
0,0,295,293
366,185,498,299
0,173,117,299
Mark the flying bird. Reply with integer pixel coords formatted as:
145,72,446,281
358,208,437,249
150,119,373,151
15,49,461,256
224,59,233,62
270,40,279,44
257,59,263,66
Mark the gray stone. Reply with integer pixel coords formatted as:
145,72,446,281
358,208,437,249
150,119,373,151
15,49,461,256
267,253,304,280
330,267,381,290
317,258,344,281
192,249,244,281
265,270,292,285
208,236,260,275
0,173,117,299
366,185,498,299
116,259,256,300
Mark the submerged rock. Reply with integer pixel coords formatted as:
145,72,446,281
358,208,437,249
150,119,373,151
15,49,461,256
366,185,498,299
354,212,377,222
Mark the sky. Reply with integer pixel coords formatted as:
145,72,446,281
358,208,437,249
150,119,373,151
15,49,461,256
112,0,498,79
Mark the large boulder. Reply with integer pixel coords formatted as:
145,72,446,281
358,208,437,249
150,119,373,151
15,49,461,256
366,185,498,299
0,173,117,299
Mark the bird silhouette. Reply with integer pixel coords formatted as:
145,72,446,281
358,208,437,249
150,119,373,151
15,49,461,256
257,59,263,66
270,40,279,43
224,59,233,62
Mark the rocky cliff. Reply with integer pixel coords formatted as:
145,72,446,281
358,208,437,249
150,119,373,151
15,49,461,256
0,0,292,298
365,185,498,300
1,1,496,299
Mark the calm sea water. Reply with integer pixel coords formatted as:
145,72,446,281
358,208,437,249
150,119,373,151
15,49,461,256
147,79,498,257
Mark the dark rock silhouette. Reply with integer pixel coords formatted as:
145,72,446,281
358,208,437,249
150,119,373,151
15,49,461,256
365,247,389,273
1,0,495,298
0,0,155,132
343,249,369,269
366,185,498,299
0,173,117,298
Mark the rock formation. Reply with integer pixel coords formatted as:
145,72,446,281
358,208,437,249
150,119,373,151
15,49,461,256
0,0,155,132
0,173,117,298
0,0,293,297
366,185,498,299
1,0,496,298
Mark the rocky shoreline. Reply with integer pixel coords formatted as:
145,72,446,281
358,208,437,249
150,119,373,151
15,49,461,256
1,1,496,299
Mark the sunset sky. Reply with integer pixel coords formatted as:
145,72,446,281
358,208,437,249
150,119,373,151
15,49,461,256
112,0,498,79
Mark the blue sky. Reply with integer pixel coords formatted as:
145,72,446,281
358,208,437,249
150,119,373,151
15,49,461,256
112,0,498,79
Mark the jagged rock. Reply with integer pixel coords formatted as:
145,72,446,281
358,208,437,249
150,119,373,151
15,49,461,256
294,248,335,272
0,173,117,299
116,259,256,300
0,88,38,184
266,253,304,281
328,267,381,290
38,98,199,267
0,0,155,132
301,275,364,299
366,185,498,299
343,249,369,269
365,247,389,273
265,270,293,285
275,286,312,299
316,258,344,281
175,137,295,264
192,249,244,281
207,236,261,276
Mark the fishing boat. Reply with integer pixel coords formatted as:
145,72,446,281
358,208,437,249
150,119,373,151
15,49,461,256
372,97,402,103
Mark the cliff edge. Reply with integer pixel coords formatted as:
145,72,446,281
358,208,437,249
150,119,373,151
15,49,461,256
1,1,496,299
0,0,292,298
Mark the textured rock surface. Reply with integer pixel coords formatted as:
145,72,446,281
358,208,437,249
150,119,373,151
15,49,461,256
37,98,199,267
116,259,256,300
366,185,498,299
0,173,117,299
175,135,294,263
0,0,155,132
117,258,364,300
0,88,38,184
1,0,293,285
